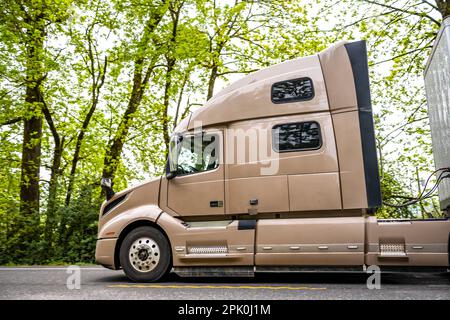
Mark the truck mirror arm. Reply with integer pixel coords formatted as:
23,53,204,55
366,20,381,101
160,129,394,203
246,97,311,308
101,177,115,200
166,170,178,180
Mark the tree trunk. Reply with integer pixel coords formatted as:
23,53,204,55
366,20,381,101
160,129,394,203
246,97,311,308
161,3,182,154
64,131,83,206
18,20,45,244
101,6,167,182
436,0,450,18
41,99,63,252
19,93,42,221
162,57,175,154
102,62,146,181
206,64,218,101
65,55,107,206
45,137,63,248
173,73,189,129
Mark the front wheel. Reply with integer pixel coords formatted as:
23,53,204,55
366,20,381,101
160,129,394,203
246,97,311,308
119,226,171,282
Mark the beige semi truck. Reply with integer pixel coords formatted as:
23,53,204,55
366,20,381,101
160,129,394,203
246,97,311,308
95,39,450,282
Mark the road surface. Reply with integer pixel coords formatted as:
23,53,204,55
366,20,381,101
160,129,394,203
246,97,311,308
0,266,449,300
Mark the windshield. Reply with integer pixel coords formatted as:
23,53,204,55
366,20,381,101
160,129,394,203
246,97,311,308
168,133,219,175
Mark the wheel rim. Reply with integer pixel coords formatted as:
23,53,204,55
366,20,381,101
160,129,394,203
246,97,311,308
129,237,160,273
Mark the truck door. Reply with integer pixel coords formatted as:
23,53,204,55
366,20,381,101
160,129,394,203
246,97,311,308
167,130,225,216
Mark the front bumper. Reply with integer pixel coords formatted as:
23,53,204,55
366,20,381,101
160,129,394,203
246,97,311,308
95,238,118,270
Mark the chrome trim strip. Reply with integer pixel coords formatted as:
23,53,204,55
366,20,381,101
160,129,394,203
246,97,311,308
256,243,364,253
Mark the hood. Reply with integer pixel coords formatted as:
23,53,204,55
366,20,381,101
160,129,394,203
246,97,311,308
99,177,161,220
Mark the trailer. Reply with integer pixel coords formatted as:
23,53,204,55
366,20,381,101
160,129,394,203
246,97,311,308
95,35,450,282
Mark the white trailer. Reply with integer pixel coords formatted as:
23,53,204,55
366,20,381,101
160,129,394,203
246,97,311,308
424,16,450,211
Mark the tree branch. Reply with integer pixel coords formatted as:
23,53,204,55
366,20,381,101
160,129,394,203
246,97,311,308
422,0,439,10
370,44,433,66
362,0,441,26
41,95,60,147
1,117,22,126
380,116,428,147
217,68,259,76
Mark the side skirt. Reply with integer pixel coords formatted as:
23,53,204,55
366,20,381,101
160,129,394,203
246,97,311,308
172,265,449,277
257,266,449,273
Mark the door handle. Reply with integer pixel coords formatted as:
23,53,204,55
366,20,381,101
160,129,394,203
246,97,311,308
210,201,223,207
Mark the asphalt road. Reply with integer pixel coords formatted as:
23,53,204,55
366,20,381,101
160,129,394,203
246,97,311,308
0,266,449,300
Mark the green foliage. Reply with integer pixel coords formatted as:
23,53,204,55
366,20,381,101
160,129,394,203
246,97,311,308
321,0,444,218
53,186,100,263
377,170,415,219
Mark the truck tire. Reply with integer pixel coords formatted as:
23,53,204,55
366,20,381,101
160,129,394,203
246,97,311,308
119,226,171,282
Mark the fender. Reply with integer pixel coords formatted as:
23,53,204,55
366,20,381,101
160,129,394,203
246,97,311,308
98,204,163,239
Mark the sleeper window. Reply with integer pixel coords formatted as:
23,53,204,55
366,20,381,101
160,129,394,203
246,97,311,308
271,77,314,103
272,121,321,152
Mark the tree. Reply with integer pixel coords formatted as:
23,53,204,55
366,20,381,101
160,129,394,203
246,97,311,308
436,0,450,17
1,0,71,258
65,17,108,207
319,0,447,217
161,0,185,152
102,0,169,183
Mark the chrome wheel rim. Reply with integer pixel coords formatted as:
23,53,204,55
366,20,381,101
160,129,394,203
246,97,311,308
129,237,160,273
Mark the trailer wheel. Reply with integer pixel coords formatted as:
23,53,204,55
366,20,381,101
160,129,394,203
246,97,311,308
119,226,171,282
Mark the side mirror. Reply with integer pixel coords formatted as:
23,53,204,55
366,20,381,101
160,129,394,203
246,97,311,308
166,134,182,180
101,177,115,200
166,170,177,180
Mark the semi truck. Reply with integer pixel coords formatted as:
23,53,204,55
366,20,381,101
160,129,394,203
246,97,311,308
95,38,450,282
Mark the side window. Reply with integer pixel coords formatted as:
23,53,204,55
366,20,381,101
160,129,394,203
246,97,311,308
271,77,314,103
176,134,219,175
272,121,321,152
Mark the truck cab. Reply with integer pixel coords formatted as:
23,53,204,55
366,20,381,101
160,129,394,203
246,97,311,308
95,40,450,282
